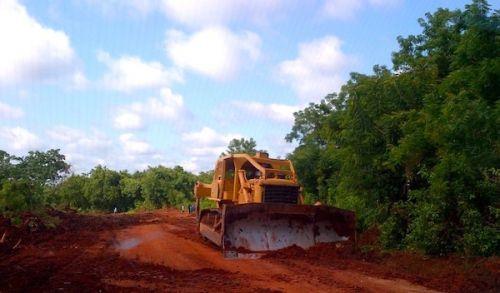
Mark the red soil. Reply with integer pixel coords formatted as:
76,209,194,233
0,209,498,292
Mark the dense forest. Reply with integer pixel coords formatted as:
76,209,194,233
0,1,498,256
0,149,197,214
0,138,255,217
287,0,498,256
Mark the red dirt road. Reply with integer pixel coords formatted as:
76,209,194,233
1,210,498,292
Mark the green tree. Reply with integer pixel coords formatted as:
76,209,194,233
197,170,214,183
389,0,499,255
140,166,195,208
0,149,70,217
15,149,70,185
0,179,42,217
0,149,201,214
83,166,123,211
0,150,21,180
120,176,143,208
55,175,89,210
286,0,499,255
222,138,258,156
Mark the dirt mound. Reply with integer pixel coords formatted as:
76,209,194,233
263,242,358,261
381,251,500,293
0,208,147,256
264,241,360,260
264,237,499,293
0,212,49,255
262,244,306,259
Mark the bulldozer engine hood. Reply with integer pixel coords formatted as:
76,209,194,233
252,178,299,187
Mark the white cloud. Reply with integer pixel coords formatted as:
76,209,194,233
148,88,185,119
180,127,242,172
46,126,113,170
160,0,284,27
85,0,158,15
231,101,299,123
179,159,199,173
47,126,163,172
0,125,173,172
85,0,285,26
71,72,89,89
0,101,24,119
47,126,112,154
46,126,114,172
115,133,171,171
0,0,85,87
182,127,238,149
278,36,356,102
322,0,401,20
368,0,401,7
98,51,182,92
113,88,187,130
113,110,144,130
119,133,153,156
46,126,84,143
0,126,40,152
322,0,362,20
165,27,261,81
259,134,297,159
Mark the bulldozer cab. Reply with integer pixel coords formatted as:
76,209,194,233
211,158,237,200
210,153,298,204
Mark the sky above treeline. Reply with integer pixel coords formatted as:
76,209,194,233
0,0,479,173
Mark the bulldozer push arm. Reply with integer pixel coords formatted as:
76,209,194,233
194,152,356,253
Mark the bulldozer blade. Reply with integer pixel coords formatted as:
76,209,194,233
221,203,356,253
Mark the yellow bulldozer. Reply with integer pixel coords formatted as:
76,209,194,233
194,152,355,254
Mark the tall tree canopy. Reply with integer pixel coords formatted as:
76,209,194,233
287,0,498,256
0,150,201,216
222,138,258,156
0,149,69,184
0,149,70,217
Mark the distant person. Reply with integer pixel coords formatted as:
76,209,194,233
181,205,185,213
113,207,118,213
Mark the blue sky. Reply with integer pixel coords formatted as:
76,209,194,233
0,0,482,173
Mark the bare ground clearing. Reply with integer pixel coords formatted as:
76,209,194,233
0,210,498,292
